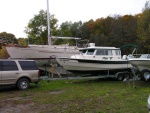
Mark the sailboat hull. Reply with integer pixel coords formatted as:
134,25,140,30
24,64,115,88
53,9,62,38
6,46,79,59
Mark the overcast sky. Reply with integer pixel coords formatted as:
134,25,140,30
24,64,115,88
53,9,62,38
0,0,148,38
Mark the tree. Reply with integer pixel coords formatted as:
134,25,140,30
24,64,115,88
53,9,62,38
58,21,72,36
0,32,18,45
18,38,28,46
24,10,58,45
137,1,150,53
70,21,83,37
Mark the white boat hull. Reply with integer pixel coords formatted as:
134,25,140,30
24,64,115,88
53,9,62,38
56,58,132,74
129,59,150,71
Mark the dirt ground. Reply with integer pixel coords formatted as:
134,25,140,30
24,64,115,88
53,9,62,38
0,86,42,113
0,100,36,113
0,86,65,113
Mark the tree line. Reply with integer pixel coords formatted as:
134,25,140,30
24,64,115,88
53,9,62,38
1,1,150,55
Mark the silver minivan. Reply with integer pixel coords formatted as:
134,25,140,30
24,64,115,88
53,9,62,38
0,59,40,90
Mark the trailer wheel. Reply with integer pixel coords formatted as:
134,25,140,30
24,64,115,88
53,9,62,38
141,69,150,81
123,73,130,80
117,74,124,81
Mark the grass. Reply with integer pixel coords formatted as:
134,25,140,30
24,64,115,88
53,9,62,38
0,78,150,113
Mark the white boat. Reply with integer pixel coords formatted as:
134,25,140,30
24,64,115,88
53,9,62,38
128,54,150,81
56,44,132,75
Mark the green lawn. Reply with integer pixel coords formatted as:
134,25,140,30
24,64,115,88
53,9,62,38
0,78,150,113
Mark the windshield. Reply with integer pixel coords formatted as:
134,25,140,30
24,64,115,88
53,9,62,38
87,49,95,55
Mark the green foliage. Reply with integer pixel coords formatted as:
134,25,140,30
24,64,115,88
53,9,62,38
18,38,28,46
24,10,58,45
0,32,18,45
137,2,150,53
0,32,16,39
1,79,150,112
0,46,10,58
58,21,72,36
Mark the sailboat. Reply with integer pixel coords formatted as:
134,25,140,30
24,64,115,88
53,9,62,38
6,0,82,71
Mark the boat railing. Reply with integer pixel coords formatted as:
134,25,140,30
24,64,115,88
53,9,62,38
127,54,140,59
58,47,79,58
127,54,148,59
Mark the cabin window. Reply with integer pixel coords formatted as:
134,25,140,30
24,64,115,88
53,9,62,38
87,49,95,55
96,50,104,55
96,50,112,55
115,50,121,55
80,50,87,55
107,50,112,55
82,50,86,54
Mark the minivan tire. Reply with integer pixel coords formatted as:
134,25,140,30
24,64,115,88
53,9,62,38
17,78,29,90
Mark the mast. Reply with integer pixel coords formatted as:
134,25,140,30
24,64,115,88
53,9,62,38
47,0,51,45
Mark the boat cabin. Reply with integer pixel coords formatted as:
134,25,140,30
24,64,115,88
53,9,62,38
72,46,122,60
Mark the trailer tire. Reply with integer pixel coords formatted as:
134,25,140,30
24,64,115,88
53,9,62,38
117,74,124,81
123,72,130,80
141,69,150,81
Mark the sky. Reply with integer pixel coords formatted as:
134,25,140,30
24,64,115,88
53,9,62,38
0,0,148,38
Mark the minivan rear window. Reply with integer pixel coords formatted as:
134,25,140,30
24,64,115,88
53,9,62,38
19,61,38,70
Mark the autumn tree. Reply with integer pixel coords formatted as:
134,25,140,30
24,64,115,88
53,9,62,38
18,38,28,46
137,1,150,53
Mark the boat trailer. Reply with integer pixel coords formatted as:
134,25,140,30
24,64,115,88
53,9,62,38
39,64,139,84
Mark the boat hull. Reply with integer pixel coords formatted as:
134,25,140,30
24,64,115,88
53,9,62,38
56,58,132,74
6,46,79,59
129,59,150,71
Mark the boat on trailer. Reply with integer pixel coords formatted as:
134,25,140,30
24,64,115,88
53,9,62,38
56,43,133,80
5,0,87,73
128,54,150,81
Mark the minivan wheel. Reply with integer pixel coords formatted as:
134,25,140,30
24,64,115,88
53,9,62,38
17,78,29,90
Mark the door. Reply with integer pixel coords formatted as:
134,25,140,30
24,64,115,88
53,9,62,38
1,61,19,85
